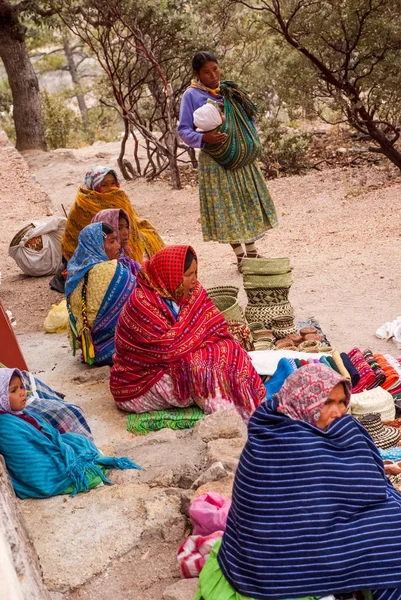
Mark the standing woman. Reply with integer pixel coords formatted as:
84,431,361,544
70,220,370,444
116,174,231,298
178,51,278,271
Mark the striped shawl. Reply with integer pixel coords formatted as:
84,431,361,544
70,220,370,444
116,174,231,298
218,399,401,600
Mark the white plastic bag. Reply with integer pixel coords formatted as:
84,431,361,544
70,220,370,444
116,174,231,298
9,216,67,277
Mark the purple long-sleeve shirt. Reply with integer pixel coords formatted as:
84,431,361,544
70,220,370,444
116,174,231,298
177,87,222,149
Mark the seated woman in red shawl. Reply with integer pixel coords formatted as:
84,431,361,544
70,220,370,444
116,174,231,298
110,245,266,422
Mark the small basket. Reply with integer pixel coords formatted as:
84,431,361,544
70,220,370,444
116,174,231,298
272,324,298,340
243,272,293,290
245,302,294,329
207,285,239,300
248,321,265,333
242,257,291,276
9,223,35,248
254,340,275,351
303,333,323,342
298,340,321,353
272,315,295,330
300,327,317,337
211,294,244,324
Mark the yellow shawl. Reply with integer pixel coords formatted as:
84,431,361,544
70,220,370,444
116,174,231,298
61,186,164,262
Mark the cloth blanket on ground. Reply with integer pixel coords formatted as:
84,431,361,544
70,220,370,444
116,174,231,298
61,185,164,262
111,246,266,421
0,411,140,499
22,370,92,439
218,399,401,600
127,406,204,435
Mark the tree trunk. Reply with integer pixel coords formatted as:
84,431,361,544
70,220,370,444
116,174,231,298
63,37,89,132
0,2,47,151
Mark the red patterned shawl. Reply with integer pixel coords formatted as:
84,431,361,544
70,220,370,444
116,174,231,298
110,246,265,410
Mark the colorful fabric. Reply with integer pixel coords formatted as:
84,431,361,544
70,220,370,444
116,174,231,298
373,354,400,390
0,372,140,499
119,373,236,417
277,363,351,425
218,397,401,600
201,81,261,170
331,349,351,380
91,208,133,256
263,357,295,400
348,348,377,392
127,405,203,435
341,351,361,388
111,246,266,421
65,223,109,297
198,151,278,244
83,165,119,192
61,182,164,262
22,370,92,439
178,531,223,579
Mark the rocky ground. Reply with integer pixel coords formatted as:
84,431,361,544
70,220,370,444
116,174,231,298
1,133,401,598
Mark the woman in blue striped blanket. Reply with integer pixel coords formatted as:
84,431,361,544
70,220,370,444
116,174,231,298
196,363,401,600
0,368,139,499
66,222,139,366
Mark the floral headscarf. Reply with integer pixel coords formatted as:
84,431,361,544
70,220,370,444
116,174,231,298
276,363,351,425
91,208,132,254
65,223,110,297
139,245,196,302
0,368,24,414
83,166,119,193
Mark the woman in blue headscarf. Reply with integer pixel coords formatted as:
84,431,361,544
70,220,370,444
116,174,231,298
65,222,139,366
0,367,140,499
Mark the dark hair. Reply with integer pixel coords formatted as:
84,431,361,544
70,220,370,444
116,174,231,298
192,51,218,73
118,211,129,225
102,223,115,235
184,248,197,272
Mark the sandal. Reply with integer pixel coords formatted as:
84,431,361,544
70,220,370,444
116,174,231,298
246,252,264,259
235,252,245,273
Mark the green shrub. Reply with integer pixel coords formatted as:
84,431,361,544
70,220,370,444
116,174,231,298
41,90,79,149
259,117,311,178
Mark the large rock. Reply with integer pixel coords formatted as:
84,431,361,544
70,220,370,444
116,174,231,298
206,437,245,472
193,475,235,500
193,410,246,443
21,483,186,591
191,461,228,490
162,578,199,600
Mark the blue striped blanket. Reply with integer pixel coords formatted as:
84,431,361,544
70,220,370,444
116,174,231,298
218,399,401,600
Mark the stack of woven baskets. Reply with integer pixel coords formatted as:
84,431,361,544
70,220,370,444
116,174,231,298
242,257,295,331
207,286,253,351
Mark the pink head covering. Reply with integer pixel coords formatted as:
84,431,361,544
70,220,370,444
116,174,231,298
91,208,132,254
276,363,351,425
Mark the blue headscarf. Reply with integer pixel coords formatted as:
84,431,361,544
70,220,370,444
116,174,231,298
65,223,110,297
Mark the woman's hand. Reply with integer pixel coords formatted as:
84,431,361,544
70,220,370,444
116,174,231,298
202,131,227,145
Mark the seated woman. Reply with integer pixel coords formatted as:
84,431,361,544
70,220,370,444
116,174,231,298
92,208,131,257
110,245,266,422
61,165,164,262
0,368,139,499
195,364,401,600
66,222,139,366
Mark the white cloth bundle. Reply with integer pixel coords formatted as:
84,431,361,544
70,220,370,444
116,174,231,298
194,102,223,132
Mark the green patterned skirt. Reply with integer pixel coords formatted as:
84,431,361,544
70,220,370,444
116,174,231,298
198,151,278,244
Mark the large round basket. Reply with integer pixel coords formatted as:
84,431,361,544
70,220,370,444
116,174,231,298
211,294,244,324
245,287,290,305
242,257,291,276
245,301,294,329
207,285,239,300
243,272,293,290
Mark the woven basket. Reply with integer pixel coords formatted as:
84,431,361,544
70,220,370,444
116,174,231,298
207,285,239,300
272,324,298,339
211,295,244,324
272,315,295,329
9,223,35,248
245,302,294,329
242,257,291,276
243,272,293,290
248,321,265,333
254,340,275,351
245,287,290,305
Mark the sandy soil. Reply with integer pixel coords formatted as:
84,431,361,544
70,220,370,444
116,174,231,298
1,136,400,354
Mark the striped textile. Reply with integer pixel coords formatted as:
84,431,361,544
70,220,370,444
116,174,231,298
22,371,93,439
0,412,140,499
178,531,223,578
218,399,401,600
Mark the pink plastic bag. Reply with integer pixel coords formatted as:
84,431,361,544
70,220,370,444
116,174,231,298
190,492,231,536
